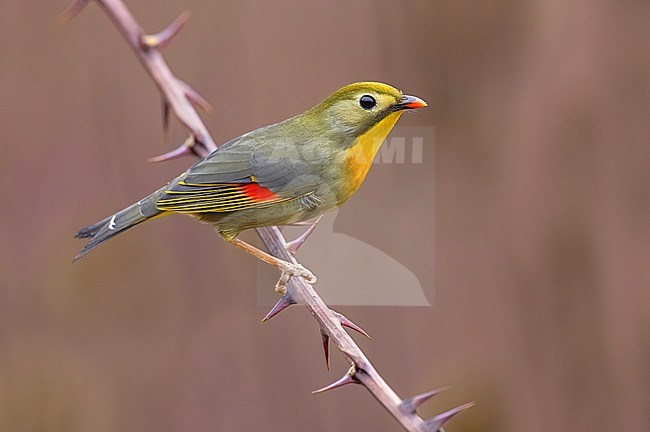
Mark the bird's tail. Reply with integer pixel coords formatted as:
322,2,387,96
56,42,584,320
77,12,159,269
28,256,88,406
74,189,166,261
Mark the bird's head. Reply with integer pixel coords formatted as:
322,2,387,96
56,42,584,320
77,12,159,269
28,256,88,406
310,82,427,140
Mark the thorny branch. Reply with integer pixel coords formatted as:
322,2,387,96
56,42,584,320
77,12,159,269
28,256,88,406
64,1,473,430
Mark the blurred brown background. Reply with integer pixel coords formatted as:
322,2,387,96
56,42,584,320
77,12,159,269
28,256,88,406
1,1,648,431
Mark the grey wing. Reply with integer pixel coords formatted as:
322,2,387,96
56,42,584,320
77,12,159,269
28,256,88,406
170,133,325,210
249,146,325,200
183,136,255,184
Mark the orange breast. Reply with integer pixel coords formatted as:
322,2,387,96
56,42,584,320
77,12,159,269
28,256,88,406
344,143,375,197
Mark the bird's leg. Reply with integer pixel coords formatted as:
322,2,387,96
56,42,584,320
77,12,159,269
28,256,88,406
285,215,322,255
228,237,317,293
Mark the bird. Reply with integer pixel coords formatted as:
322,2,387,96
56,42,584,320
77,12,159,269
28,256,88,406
75,82,427,292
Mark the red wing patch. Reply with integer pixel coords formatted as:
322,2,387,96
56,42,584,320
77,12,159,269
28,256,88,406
156,180,289,213
241,183,277,202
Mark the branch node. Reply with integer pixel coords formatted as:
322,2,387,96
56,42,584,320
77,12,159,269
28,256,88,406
140,11,191,49
261,293,296,322
424,401,475,431
312,365,359,394
401,386,452,414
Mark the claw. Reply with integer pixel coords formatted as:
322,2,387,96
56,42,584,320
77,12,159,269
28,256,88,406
321,332,330,370
401,386,451,414
285,215,322,254
261,293,296,322
303,272,317,284
61,0,90,22
312,365,358,394
278,262,317,285
274,262,316,293
149,135,194,163
275,271,291,294
425,402,475,431
141,11,191,49
332,311,371,339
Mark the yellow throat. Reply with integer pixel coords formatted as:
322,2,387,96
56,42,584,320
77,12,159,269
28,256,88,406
343,111,404,199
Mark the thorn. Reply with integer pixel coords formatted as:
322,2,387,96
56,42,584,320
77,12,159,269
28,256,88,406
425,402,476,431
261,293,296,322
61,0,90,22
286,221,316,227
312,366,358,394
141,11,191,49
162,98,171,140
321,332,330,370
149,135,194,163
401,386,452,413
332,311,371,339
180,80,213,113
340,315,371,340
149,143,192,163
285,215,322,254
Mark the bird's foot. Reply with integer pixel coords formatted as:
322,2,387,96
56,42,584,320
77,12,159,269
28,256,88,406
275,261,317,294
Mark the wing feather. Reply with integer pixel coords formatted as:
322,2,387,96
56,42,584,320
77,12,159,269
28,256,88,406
157,182,293,213
157,129,323,214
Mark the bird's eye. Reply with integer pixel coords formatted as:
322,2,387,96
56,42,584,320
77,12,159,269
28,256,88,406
359,95,376,110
